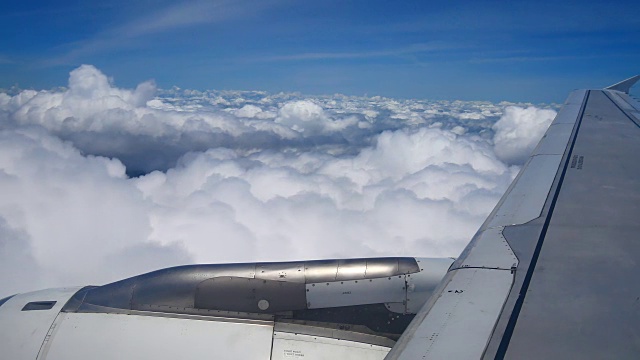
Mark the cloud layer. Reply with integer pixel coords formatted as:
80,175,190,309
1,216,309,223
0,66,555,296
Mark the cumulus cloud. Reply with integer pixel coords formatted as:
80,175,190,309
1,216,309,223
275,100,359,134
0,65,515,175
0,65,555,296
0,128,191,294
492,106,557,164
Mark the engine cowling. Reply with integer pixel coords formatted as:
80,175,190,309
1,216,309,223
0,257,453,360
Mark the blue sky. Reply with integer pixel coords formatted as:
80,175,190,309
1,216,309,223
1,0,639,103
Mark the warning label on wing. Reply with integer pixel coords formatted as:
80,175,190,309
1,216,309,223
283,349,305,358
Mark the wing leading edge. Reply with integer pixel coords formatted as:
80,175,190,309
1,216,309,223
386,76,640,359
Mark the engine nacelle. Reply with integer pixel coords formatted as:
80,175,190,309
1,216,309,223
0,257,453,359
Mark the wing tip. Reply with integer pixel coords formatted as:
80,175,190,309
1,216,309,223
605,75,640,94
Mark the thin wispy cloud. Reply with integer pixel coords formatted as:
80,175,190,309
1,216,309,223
2,1,639,104
468,51,640,64
253,43,459,62
43,0,284,66
363,3,640,35
0,55,13,65
113,0,275,38
469,55,592,64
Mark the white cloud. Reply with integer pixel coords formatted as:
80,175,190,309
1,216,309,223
0,65,553,296
0,128,190,294
492,106,557,164
232,104,271,119
275,100,358,134
136,128,513,264
3,65,385,174
46,1,283,66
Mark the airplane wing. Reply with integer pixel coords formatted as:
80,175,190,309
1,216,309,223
386,76,640,359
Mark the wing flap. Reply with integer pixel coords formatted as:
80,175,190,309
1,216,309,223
387,268,513,359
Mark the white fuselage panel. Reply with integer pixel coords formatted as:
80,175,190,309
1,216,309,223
41,313,275,360
272,331,390,360
0,287,82,360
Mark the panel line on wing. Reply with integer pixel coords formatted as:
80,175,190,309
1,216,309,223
607,90,640,114
453,227,518,271
602,91,640,129
486,155,563,228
